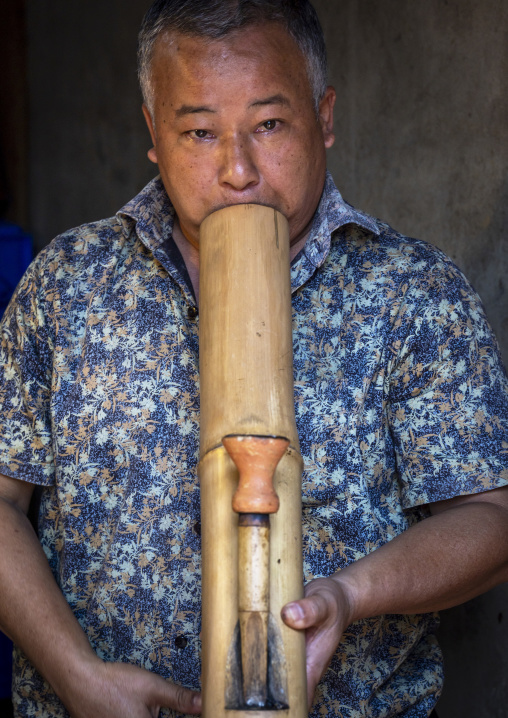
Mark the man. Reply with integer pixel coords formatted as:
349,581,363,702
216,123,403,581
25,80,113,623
0,1,507,716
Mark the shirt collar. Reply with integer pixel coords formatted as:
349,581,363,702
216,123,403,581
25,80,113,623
117,171,380,292
290,171,379,292
117,177,198,305
117,176,175,253
300,170,379,267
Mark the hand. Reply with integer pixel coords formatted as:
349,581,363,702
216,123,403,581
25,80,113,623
281,575,353,710
58,658,201,718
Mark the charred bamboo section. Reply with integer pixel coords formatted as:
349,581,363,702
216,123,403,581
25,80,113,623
198,204,307,717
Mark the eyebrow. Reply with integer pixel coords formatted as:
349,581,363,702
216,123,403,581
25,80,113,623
175,105,217,118
249,94,292,109
174,94,292,118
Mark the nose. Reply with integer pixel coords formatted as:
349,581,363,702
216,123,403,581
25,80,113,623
218,134,260,192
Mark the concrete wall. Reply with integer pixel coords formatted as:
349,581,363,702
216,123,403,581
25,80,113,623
23,2,508,716
26,0,154,250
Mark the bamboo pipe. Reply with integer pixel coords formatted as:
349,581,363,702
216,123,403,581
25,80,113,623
198,204,307,717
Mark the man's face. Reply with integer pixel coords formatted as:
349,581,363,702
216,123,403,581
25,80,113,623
143,23,335,249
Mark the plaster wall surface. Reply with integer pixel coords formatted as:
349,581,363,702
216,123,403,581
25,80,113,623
24,1,508,717
26,0,154,251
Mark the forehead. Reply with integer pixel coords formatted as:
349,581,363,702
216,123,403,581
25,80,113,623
149,23,313,109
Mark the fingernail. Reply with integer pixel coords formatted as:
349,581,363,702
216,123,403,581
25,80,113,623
283,602,304,623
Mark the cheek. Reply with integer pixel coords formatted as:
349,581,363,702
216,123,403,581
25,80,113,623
161,160,219,223
263,147,318,205
265,133,321,183
264,144,325,226
162,150,213,192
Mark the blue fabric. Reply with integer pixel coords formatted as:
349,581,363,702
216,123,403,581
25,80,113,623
0,221,32,317
0,632,12,699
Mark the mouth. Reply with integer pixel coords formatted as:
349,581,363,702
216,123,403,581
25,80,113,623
206,199,284,219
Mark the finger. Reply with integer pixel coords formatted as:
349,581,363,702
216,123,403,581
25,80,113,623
305,634,338,711
281,593,331,630
153,678,202,715
279,601,326,711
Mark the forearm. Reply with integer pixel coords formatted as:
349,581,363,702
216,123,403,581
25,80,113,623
282,490,508,704
0,496,98,702
0,484,202,717
333,497,508,624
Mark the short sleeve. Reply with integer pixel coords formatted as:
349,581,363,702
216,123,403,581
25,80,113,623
0,254,56,485
388,260,508,509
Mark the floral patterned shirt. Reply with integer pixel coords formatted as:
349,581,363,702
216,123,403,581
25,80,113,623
1,172,507,718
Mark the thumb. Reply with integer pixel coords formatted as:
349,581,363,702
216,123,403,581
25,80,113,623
153,676,202,715
281,593,331,631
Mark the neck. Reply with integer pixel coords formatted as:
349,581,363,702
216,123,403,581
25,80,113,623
288,232,309,262
172,218,200,304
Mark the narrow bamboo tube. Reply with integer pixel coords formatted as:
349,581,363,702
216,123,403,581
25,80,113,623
238,514,270,707
199,204,307,717
223,435,289,707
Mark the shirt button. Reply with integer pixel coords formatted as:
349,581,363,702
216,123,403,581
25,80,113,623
187,306,198,320
175,635,188,649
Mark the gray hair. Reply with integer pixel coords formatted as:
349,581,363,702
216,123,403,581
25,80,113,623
138,0,328,115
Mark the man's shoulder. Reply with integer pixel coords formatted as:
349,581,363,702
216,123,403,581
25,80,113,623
341,217,450,266
34,175,168,271
320,176,461,289
38,214,128,270
333,217,471,297
3,215,137,334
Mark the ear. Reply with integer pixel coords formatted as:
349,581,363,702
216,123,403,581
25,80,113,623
318,86,336,149
142,103,159,164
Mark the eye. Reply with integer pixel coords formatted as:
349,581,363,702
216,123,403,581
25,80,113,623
187,129,214,140
257,119,279,133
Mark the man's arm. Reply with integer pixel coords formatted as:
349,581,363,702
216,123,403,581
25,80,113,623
0,472,201,718
281,485,508,708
